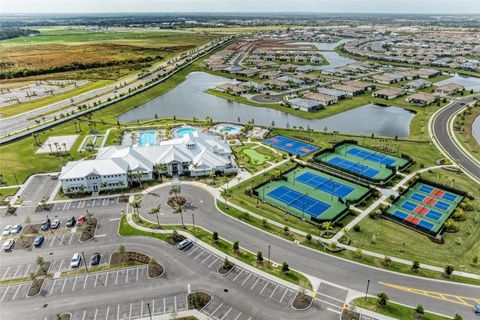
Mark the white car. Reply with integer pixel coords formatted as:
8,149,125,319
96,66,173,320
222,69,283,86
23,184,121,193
10,224,22,235
2,225,12,236
2,239,15,251
70,253,82,268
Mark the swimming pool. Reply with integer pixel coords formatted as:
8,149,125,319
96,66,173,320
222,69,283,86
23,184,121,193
173,126,198,138
138,131,157,146
210,123,244,136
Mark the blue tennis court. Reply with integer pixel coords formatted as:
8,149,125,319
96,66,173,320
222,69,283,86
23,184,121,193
264,135,318,156
417,220,434,231
392,210,408,220
327,157,380,178
346,147,396,166
295,172,354,198
419,185,458,202
401,201,417,211
267,185,331,218
409,193,451,211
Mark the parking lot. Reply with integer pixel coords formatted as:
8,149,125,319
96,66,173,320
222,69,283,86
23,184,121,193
181,243,298,309
0,282,30,303
51,196,125,212
48,248,115,274
18,175,58,204
203,297,252,320
68,291,189,320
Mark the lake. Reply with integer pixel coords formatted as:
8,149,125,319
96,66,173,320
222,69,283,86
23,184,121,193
118,72,414,137
288,40,356,71
436,73,480,91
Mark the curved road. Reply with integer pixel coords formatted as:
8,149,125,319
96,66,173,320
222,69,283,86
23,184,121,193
139,184,480,319
432,96,480,182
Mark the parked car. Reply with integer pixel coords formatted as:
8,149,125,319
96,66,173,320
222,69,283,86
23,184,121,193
2,239,14,251
33,236,45,247
66,216,76,227
90,253,101,266
50,219,60,229
474,304,480,315
10,224,22,235
77,215,86,225
177,239,192,250
2,225,12,236
41,217,51,231
70,253,82,268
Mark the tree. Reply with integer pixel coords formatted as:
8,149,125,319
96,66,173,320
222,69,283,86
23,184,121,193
130,200,141,215
118,245,126,260
283,226,289,236
148,205,161,229
232,240,240,254
321,221,333,230
412,260,420,272
444,265,454,277
383,256,391,267
256,251,263,263
415,305,424,318
282,262,289,275
212,231,219,243
169,185,181,203
306,234,312,244
453,314,463,320
377,292,389,308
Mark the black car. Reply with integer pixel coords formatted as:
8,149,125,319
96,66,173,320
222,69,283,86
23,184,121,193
66,216,76,227
90,253,101,266
40,222,50,231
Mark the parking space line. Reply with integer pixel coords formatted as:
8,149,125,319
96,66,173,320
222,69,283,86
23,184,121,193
116,197,119,204
194,250,205,260
279,288,288,303
233,313,242,320
152,299,155,315
93,308,98,320
221,307,232,320
117,305,120,320
61,278,67,293
187,247,199,256
232,269,243,282
250,277,260,290
49,236,56,247
0,286,9,302
242,273,252,286
105,272,109,287
259,280,269,294
13,265,21,278
59,234,65,245
56,259,64,272
103,198,108,206
163,298,166,314
81,310,86,320
211,303,223,317
140,301,143,318
115,270,119,284
174,296,177,312
136,267,139,282
105,306,110,320
94,273,99,288
208,257,219,268
1,267,10,280
83,275,89,289
68,234,74,245
23,264,31,277
79,201,85,209
201,254,211,264
126,269,128,283
270,284,279,298
128,303,132,320
12,284,22,300
50,279,58,295
72,276,78,291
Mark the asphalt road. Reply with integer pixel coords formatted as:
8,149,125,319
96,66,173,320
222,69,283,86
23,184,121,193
139,184,480,319
432,95,480,182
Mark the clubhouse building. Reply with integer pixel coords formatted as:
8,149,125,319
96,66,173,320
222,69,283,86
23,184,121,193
60,132,237,194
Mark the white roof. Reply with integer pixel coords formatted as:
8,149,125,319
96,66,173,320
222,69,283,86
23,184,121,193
60,159,128,179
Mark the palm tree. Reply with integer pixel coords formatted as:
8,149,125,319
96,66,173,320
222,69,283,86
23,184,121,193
130,200,141,215
149,205,161,229
54,142,59,155
169,185,181,203
133,170,143,188
48,143,53,154
62,142,67,155
191,163,199,179
154,163,167,182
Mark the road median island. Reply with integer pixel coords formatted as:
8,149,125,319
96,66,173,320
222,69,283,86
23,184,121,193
119,213,312,290
187,291,212,310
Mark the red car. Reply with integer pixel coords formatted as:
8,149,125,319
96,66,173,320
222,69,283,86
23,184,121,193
77,215,86,225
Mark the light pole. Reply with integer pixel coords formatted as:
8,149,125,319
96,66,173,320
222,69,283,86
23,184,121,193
147,303,152,320
192,213,195,230
268,245,271,267
81,251,89,273
364,279,370,301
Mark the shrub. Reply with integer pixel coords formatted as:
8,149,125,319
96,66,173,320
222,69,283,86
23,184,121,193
282,262,289,274
283,226,289,236
353,225,361,232
444,219,458,232
262,219,268,228
377,292,389,308
453,314,463,320
412,260,420,272
306,234,312,243
382,256,391,267
415,304,424,316
256,251,263,263
212,231,219,243
354,248,363,259
232,240,240,253
444,265,454,277
452,208,466,221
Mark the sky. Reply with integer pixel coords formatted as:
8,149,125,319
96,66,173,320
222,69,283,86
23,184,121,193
2,0,479,14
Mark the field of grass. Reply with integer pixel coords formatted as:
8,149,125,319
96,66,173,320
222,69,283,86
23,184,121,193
453,102,480,161
0,27,217,79
0,187,18,204
0,80,112,118
352,297,455,320
233,144,283,173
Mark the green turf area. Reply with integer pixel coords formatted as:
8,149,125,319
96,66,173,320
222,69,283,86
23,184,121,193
242,148,272,165
255,166,369,222
0,80,112,118
233,144,283,173
314,143,409,182
0,187,18,205
352,297,454,320
386,182,463,235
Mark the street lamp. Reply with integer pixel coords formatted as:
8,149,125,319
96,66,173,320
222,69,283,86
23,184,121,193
147,303,152,320
364,279,370,301
268,245,271,267
81,251,89,273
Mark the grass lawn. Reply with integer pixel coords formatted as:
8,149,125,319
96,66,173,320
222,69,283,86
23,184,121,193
453,102,480,162
347,169,480,274
233,144,284,173
0,80,112,118
352,297,455,320
120,214,312,290
0,187,18,204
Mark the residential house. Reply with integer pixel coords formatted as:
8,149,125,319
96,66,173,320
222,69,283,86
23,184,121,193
317,87,348,99
372,88,404,100
215,83,247,95
435,83,464,96
406,92,436,106
403,79,432,91
304,92,338,106
287,98,322,112
260,71,281,79
331,84,364,96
